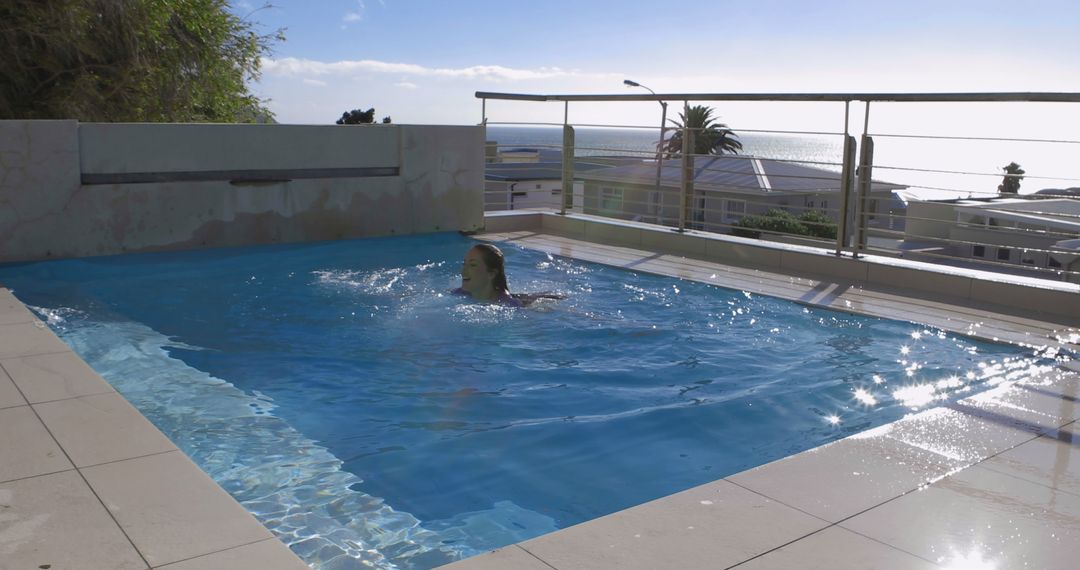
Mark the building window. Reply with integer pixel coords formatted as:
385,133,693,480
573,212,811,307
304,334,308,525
972,245,986,258
821,200,828,212
600,187,623,215
1021,251,1036,265
1049,257,1063,268
996,247,1011,261
692,196,706,227
806,200,814,208
723,199,746,221
648,191,662,217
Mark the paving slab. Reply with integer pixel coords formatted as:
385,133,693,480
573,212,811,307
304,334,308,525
153,537,310,570
841,465,1080,568
0,321,71,359
0,470,147,569
34,392,178,468
732,526,937,569
518,480,828,569
876,405,1040,464
979,421,1080,498
2,350,116,403
0,288,36,325
437,545,554,570
0,405,72,483
955,370,1080,433
727,428,966,523
81,450,273,567
0,367,26,409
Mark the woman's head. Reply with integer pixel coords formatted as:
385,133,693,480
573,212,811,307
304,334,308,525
460,243,509,300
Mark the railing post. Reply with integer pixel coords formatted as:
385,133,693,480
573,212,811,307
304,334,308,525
678,117,694,232
834,134,857,255
854,134,875,251
561,124,575,214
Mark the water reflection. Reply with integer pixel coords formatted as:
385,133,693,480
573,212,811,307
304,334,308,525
940,549,997,569
893,383,939,408
853,388,878,406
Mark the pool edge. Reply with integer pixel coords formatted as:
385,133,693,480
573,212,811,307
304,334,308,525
0,287,309,570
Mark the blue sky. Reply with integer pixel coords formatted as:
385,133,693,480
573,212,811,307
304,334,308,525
239,0,1080,133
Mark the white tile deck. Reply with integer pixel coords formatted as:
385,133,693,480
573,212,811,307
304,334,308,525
33,392,178,468
3,350,116,403
81,451,275,567
733,526,939,570
0,470,149,570
840,465,1080,568
3,221,1078,570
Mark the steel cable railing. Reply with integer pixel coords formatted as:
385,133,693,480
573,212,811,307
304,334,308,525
478,93,1080,284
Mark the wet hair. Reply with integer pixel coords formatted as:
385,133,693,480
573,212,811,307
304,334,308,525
471,243,509,295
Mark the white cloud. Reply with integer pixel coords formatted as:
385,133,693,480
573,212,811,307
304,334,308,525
394,81,418,89
342,0,364,24
262,57,608,82
302,78,327,87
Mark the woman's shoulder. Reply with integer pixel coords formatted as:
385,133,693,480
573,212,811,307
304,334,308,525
497,292,524,307
510,292,566,307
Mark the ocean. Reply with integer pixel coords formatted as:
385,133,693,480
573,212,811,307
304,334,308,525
485,125,1080,200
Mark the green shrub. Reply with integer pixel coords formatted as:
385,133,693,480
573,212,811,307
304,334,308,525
797,209,838,239
733,208,837,240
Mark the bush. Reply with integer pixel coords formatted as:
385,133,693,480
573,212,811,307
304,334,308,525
733,208,837,240
797,209,838,239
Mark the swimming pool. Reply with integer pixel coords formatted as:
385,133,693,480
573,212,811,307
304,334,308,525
0,233,1057,569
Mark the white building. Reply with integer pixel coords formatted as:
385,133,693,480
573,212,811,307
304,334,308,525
903,197,1080,277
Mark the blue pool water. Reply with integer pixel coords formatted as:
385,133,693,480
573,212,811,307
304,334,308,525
0,233,1058,569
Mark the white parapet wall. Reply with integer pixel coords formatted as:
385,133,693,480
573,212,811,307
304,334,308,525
484,210,1080,320
0,121,484,262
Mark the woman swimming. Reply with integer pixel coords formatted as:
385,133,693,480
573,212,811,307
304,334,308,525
455,243,522,307
454,243,564,308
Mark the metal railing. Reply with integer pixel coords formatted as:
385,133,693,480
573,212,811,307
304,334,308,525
477,91,1080,285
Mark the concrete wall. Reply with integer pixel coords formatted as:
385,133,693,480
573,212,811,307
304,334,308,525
0,121,484,262
483,211,1080,320
905,200,956,240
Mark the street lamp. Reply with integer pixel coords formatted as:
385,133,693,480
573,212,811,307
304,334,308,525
624,80,668,223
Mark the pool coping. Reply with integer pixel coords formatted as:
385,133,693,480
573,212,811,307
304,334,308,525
2,213,1078,569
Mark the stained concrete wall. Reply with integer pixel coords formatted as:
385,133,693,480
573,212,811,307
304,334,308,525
0,121,484,262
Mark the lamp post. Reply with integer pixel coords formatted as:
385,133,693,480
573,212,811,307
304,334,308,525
624,80,667,223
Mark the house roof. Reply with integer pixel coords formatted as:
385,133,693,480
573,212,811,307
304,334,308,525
485,156,641,182
576,155,907,195
955,198,1080,232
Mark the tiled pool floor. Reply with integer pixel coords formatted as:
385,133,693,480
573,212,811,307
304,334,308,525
2,231,1077,570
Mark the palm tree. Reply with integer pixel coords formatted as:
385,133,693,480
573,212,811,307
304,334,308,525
661,105,742,157
997,162,1025,194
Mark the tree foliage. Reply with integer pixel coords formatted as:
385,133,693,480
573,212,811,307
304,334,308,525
733,208,837,240
997,161,1025,194
335,108,392,124
0,0,280,122
661,105,742,157
336,108,374,124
